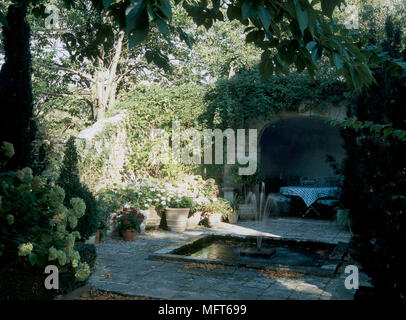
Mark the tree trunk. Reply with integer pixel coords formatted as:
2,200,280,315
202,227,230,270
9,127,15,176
91,31,125,121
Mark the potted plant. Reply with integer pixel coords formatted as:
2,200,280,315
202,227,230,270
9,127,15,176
186,210,202,229
228,195,240,224
208,211,222,226
130,181,165,229
165,196,193,233
95,207,112,243
183,177,218,228
112,207,145,241
230,163,261,200
201,199,231,227
94,228,102,244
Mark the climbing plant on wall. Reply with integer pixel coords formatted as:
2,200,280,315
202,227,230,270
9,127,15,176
100,66,348,185
112,83,206,180
201,66,348,130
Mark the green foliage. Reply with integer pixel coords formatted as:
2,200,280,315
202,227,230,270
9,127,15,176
57,137,101,240
97,185,129,213
0,146,91,283
230,194,242,212
230,163,261,190
113,207,145,232
74,243,97,269
179,17,261,83
181,0,373,89
0,266,57,300
202,198,233,220
108,66,347,183
202,66,347,130
0,248,93,300
117,83,205,179
353,0,406,49
0,11,8,28
329,119,406,142
53,243,97,295
166,195,192,209
98,180,169,212
22,0,375,90
334,208,350,229
127,181,168,210
341,15,406,301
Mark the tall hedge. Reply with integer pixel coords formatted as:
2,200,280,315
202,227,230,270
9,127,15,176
58,137,100,240
0,4,36,171
342,17,406,301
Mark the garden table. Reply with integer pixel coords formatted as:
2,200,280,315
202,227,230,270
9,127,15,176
279,186,340,217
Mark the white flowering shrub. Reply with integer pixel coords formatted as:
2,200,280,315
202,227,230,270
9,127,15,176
0,142,90,281
129,181,168,210
130,175,221,212
97,175,228,219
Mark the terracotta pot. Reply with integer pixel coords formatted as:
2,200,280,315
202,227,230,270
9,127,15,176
186,211,202,230
207,212,222,227
145,206,162,229
94,229,100,244
165,208,190,233
228,212,239,224
121,229,136,241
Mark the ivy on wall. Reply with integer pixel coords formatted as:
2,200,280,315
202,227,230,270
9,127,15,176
79,67,349,189
202,67,349,130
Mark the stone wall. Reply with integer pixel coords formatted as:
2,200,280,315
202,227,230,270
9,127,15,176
74,101,348,197
76,111,130,191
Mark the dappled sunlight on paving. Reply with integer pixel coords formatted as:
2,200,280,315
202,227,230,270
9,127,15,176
208,222,283,239
275,277,330,298
88,217,354,300
232,218,351,244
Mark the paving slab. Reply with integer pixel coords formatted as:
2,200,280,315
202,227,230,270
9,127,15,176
88,218,356,300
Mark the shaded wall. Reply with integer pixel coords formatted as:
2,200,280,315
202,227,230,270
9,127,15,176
259,117,345,182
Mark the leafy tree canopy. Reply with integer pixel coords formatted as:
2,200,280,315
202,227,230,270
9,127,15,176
1,0,395,91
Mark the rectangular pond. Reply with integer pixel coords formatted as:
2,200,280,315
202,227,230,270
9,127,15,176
149,235,348,277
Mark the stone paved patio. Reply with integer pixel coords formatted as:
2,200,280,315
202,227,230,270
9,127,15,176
89,218,362,300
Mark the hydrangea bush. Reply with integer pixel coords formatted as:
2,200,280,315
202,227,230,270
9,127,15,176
0,142,90,281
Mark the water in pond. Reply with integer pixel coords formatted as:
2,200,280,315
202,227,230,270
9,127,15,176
188,242,328,267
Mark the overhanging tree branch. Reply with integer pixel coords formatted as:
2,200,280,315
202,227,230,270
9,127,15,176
33,60,95,83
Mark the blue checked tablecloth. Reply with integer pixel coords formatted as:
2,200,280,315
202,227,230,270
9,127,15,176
279,186,340,207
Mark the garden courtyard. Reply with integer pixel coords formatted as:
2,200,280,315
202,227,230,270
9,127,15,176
86,218,364,300
1,0,405,304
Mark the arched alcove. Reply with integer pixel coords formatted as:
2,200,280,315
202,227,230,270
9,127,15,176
259,117,345,191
